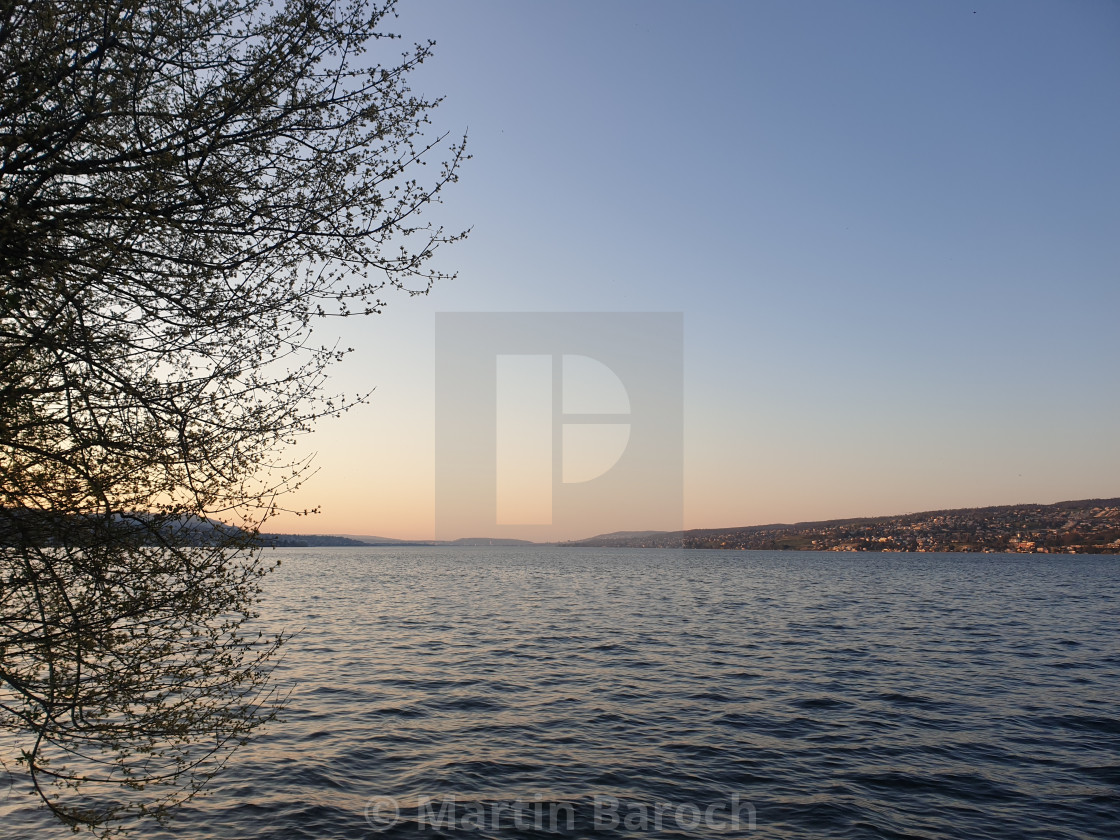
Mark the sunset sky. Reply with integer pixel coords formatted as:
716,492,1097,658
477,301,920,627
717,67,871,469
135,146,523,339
268,0,1120,540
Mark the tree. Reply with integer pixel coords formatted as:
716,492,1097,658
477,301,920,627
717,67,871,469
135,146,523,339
0,0,465,830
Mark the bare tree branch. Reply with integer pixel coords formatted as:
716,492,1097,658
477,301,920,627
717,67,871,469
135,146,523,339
1,0,466,832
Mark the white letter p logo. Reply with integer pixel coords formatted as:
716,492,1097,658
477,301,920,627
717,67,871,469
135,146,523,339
496,354,630,525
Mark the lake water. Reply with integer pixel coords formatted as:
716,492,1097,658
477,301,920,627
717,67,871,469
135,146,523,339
3,547,1118,838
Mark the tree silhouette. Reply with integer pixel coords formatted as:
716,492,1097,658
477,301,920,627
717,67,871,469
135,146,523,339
0,0,464,830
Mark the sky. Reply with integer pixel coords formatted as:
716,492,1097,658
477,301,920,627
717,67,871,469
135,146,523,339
267,0,1120,540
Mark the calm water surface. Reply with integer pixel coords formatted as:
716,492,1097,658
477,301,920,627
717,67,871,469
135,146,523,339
3,548,1118,838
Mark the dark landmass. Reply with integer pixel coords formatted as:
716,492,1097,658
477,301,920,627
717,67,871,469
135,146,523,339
563,498,1120,554
0,511,252,547
259,533,373,547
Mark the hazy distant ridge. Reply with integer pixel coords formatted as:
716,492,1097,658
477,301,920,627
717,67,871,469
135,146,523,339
258,534,535,547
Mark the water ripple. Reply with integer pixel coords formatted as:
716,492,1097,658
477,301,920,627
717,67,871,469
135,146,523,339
2,548,1118,839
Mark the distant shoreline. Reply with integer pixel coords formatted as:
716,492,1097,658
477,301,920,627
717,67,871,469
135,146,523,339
562,497,1120,554
264,497,1120,555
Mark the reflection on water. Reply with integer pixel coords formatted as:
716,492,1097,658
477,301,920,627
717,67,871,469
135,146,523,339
3,548,1118,838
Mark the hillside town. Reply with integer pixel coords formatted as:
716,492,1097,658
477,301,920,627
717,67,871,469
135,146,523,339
566,498,1120,554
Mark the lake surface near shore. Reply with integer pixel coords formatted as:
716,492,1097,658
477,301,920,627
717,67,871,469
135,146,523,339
4,547,1118,838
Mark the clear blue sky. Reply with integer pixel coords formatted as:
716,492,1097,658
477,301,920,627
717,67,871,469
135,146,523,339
273,0,1120,538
